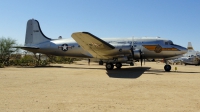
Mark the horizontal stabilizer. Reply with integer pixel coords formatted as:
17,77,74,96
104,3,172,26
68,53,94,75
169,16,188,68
14,46,39,49
13,46,39,53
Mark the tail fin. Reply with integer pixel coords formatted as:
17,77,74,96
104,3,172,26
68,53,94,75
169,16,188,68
187,42,194,50
25,19,51,46
185,42,197,57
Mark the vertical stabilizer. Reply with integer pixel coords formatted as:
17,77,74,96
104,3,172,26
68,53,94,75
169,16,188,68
184,42,196,57
25,19,51,46
187,42,194,50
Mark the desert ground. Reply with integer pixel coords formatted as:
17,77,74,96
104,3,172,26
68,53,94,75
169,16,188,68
0,60,200,112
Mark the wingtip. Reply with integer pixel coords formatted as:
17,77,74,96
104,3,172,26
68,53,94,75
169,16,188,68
71,31,91,36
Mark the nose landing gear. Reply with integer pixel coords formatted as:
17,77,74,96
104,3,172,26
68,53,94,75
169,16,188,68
164,65,171,72
163,59,171,72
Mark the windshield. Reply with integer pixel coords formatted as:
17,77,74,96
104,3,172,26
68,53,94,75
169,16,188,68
164,40,174,45
168,40,173,45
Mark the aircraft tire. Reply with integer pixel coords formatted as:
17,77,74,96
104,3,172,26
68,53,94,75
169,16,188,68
130,62,134,66
99,61,103,65
164,65,171,72
116,62,122,69
106,63,114,70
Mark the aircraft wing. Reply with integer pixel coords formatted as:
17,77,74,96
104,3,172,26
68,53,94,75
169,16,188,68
71,32,115,59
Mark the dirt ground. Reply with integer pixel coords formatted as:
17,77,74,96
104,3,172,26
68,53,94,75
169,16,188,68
0,60,200,112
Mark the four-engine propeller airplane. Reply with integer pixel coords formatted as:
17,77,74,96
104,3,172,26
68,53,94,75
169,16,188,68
17,19,187,71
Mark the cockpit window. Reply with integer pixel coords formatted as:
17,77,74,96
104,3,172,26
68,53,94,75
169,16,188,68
164,41,174,45
168,41,173,45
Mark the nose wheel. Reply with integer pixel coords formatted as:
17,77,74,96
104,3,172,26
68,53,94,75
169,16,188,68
164,65,171,72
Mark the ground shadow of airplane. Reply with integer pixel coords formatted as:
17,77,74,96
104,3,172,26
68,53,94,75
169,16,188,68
18,65,200,77
106,67,151,79
17,65,106,70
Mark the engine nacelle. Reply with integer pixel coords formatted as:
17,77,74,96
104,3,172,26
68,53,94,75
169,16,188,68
117,57,128,62
132,50,141,59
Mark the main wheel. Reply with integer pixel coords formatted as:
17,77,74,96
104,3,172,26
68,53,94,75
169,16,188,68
99,61,103,65
130,62,134,66
164,65,171,72
106,63,114,70
115,62,122,69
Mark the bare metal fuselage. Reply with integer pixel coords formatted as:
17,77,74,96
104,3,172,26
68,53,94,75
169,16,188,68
24,37,187,60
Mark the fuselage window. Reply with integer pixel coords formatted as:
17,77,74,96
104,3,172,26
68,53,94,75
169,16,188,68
118,42,126,44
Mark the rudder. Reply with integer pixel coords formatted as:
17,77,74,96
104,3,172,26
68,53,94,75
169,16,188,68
187,42,194,50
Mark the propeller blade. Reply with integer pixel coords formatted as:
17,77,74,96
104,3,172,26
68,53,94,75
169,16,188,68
140,50,143,67
131,37,134,60
131,46,134,59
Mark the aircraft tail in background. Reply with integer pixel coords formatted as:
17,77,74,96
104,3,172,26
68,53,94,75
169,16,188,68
187,42,194,51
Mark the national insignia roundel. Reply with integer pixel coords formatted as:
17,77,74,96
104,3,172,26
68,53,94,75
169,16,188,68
154,45,162,53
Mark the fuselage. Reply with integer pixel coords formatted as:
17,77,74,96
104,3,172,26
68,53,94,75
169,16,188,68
25,37,187,60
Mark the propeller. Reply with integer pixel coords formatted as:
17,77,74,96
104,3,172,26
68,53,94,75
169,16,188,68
131,46,134,59
130,37,134,60
130,37,144,67
140,50,143,66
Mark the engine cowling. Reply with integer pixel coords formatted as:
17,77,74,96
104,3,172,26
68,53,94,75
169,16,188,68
132,50,141,59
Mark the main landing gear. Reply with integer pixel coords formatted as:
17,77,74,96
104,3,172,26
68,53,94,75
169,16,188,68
106,62,122,70
106,63,114,70
115,62,122,69
99,60,103,65
163,59,171,72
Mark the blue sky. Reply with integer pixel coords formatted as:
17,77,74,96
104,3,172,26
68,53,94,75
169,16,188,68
0,0,200,51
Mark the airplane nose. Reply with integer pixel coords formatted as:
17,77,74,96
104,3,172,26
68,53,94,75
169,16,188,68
174,45,187,55
180,47,187,54
170,44,187,55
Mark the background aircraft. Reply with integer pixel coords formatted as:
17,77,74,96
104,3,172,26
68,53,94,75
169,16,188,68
181,55,200,65
168,42,200,65
17,19,187,71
